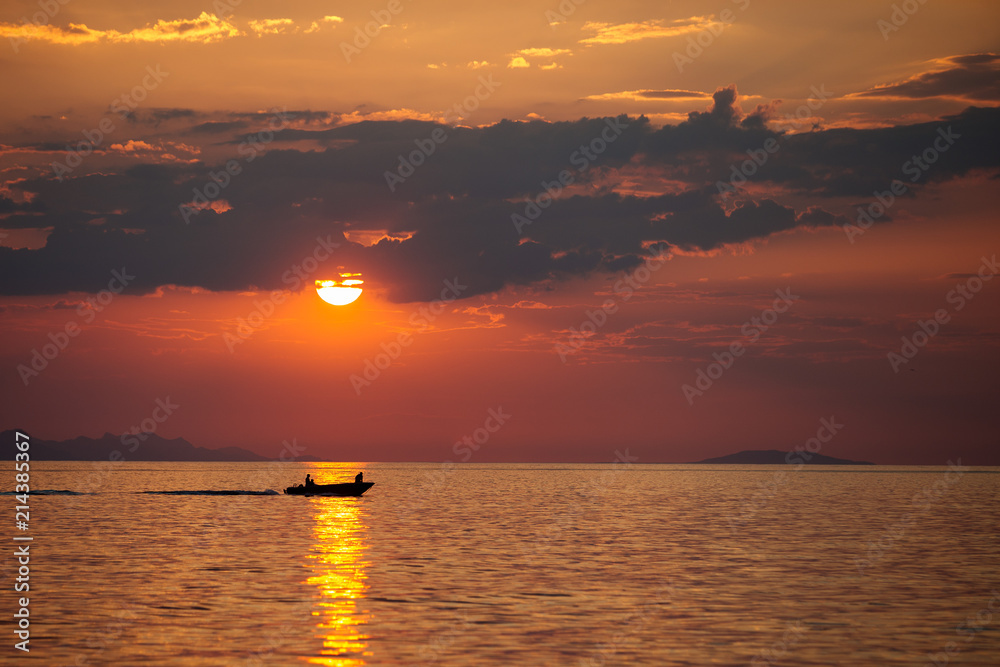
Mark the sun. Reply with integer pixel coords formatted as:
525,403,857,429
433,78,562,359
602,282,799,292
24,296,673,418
316,273,363,306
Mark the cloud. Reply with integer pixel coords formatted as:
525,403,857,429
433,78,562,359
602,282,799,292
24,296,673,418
516,48,572,58
508,47,572,69
1,87,996,302
849,53,1000,102
189,120,249,135
583,89,712,102
304,16,342,34
248,19,294,37
0,12,346,45
579,17,715,45
334,108,446,124
0,12,241,46
641,85,1000,196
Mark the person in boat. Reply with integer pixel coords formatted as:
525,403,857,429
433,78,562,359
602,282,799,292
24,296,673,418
305,474,314,487
355,472,363,483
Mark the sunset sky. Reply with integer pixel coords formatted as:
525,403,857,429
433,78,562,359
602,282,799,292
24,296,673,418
1,0,998,464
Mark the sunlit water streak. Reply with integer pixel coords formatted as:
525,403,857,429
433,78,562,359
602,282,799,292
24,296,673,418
308,498,370,666
3,462,998,665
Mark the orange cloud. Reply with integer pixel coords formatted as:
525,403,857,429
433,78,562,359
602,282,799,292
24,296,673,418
517,47,572,58
305,16,342,33
0,12,241,46
579,17,716,45
583,89,712,102
335,108,445,124
507,47,572,69
248,18,294,37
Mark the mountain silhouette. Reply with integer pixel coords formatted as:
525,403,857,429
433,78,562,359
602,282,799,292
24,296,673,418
696,449,874,465
1,430,291,461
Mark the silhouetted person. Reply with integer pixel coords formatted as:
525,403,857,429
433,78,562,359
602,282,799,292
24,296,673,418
355,472,363,483
305,474,314,487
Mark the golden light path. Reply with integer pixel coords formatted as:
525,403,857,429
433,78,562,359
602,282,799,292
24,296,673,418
316,274,364,306
306,497,371,666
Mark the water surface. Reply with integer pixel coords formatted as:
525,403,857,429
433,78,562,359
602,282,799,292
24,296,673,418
4,462,999,665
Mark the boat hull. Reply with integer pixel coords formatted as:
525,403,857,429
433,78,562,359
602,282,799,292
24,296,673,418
284,481,374,497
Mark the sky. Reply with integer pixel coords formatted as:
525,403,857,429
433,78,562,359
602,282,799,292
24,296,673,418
1,0,998,464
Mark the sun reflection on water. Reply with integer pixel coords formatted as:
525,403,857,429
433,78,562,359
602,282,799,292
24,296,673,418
305,498,371,666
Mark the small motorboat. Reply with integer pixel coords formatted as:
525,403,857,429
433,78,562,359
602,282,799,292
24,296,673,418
284,481,374,497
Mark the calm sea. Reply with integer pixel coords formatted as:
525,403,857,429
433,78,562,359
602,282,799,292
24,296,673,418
3,462,999,666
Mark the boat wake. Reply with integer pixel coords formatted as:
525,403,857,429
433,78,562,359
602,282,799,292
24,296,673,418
139,490,281,496
0,490,93,495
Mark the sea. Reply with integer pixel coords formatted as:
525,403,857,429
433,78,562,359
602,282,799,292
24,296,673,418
2,461,999,666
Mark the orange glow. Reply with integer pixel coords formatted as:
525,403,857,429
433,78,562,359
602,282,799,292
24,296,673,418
317,273,364,306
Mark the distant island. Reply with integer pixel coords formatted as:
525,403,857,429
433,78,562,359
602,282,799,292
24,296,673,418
1,430,324,462
696,449,874,465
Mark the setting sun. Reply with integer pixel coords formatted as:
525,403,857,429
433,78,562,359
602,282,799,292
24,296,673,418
316,274,363,306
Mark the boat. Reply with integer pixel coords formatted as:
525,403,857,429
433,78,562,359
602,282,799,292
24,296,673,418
284,481,374,497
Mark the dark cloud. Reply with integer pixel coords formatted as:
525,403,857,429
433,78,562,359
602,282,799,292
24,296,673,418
642,85,775,156
761,106,1000,196
0,196,44,221
852,53,1000,101
188,120,249,135
1,84,996,301
121,108,200,126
